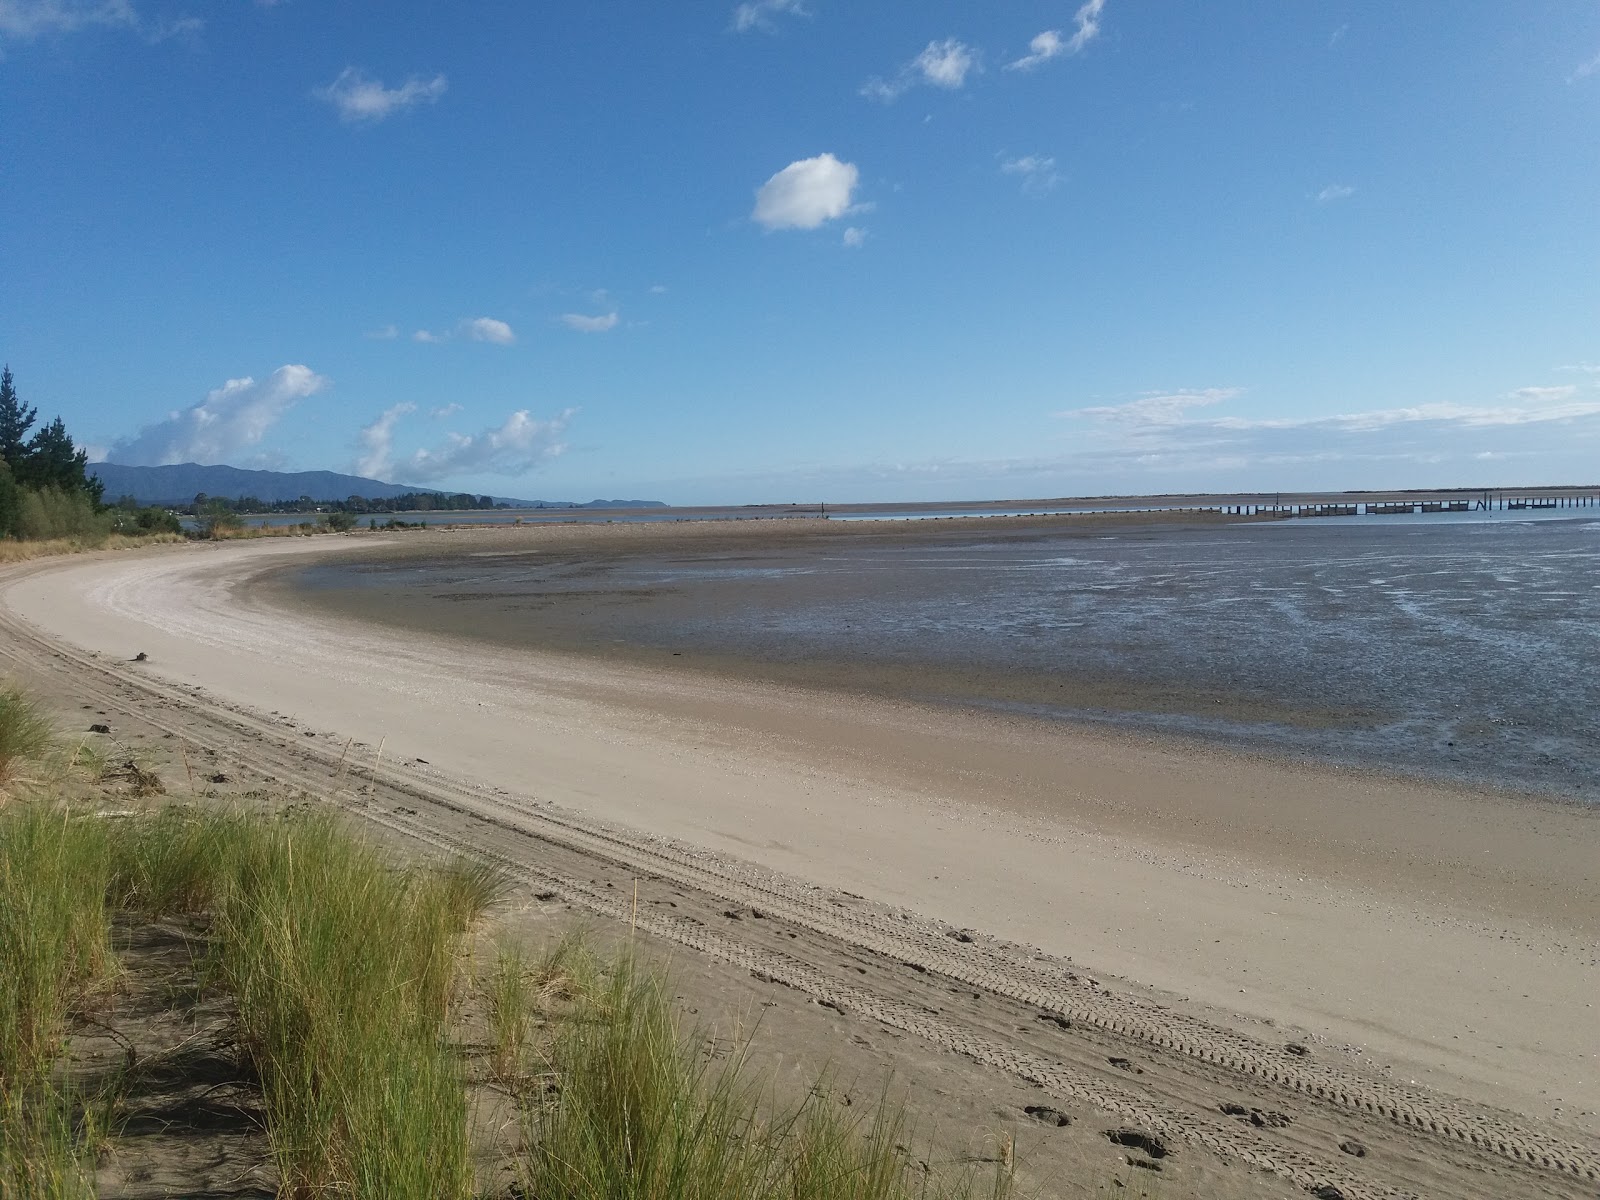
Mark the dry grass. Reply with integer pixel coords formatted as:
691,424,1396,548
0,532,184,565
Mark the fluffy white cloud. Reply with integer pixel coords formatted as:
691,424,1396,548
413,329,444,344
316,68,447,124
1000,153,1060,193
731,0,806,33
394,409,575,482
465,316,515,345
108,365,328,466
752,153,860,230
560,312,619,333
1317,183,1356,203
862,38,979,101
355,402,416,479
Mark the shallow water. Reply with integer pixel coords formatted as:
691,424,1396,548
295,517,1600,802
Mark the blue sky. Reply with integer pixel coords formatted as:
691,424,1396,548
2,1,1598,504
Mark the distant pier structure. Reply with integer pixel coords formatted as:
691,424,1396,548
1203,491,1599,518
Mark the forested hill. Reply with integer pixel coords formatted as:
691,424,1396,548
87,462,664,509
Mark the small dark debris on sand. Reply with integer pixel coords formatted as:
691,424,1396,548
1104,1129,1168,1159
1024,1105,1070,1127
1339,1139,1368,1157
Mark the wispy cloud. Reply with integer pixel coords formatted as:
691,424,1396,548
315,67,447,124
1000,153,1060,194
365,324,399,341
107,365,329,466
752,152,860,230
730,0,806,34
1570,50,1600,82
394,409,575,482
1063,387,1243,424
841,226,867,248
430,403,463,419
0,0,199,43
1005,29,1065,72
410,317,515,345
862,38,979,101
1316,183,1355,203
560,312,619,334
355,402,416,479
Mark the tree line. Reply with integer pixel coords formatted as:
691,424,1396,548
184,491,502,515
0,365,180,540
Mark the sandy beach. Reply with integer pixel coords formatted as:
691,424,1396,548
5,523,1598,1198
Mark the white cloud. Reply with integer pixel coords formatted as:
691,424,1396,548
649,284,668,294
430,403,463,419
1005,29,1063,72
731,0,806,33
916,38,977,87
1317,183,1356,203
862,38,979,101
1510,385,1577,402
1570,50,1600,81
394,409,575,483
752,153,860,230
1000,153,1060,193
560,312,620,333
0,0,133,38
411,318,515,345
0,0,196,42
355,402,416,479
365,324,399,340
315,67,447,124
1065,0,1107,55
842,226,867,248
108,365,328,466
465,316,515,345
1064,388,1244,424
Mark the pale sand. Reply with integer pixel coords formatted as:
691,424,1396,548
8,533,1598,1131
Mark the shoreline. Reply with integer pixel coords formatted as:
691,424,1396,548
5,532,1598,1134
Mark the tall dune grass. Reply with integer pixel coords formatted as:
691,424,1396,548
111,808,504,1199
0,802,113,1199
519,948,1014,1200
0,684,55,792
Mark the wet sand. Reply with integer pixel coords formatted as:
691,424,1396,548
6,523,1599,1135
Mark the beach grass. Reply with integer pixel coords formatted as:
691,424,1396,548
1,678,1025,1200
0,801,114,1199
0,683,56,791
517,943,1014,1200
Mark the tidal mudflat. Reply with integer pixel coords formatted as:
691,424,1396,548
291,513,1600,803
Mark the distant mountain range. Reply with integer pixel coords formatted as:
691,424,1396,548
88,463,664,510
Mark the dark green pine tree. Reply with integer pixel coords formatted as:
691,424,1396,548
23,415,99,499
0,365,38,472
